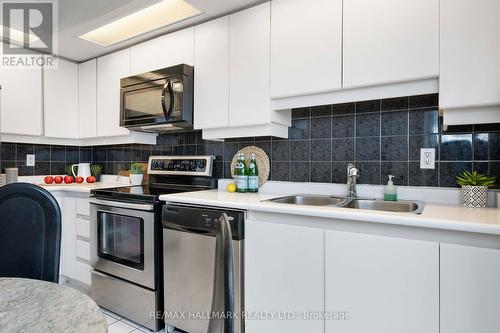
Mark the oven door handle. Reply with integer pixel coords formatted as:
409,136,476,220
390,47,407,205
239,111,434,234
90,198,154,211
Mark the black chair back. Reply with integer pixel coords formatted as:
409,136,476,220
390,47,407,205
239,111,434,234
0,183,61,282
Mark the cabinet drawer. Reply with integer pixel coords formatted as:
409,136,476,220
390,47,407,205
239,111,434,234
76,217,90,239
76,198,90,216
76,239,90,261
75,261,91,285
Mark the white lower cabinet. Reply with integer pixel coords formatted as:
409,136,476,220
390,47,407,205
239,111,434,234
245,220,325,333
325,231,439,333
57,194,91,285
245,219,440,333
440,243,500,333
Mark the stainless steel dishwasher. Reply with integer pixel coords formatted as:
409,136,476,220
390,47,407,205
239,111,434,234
162,204,245,333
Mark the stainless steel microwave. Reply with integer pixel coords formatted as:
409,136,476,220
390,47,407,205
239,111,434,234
120,64,194,132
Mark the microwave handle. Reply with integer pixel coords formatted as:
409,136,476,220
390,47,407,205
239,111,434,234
161,81,173,118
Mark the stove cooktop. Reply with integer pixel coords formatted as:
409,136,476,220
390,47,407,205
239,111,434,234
91,185,201,204
91,156,218,204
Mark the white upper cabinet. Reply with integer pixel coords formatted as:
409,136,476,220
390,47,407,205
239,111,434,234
440,0,500,125
343,0,439,89
229,2,272,128
199,3,290,140
440,243,500,333
129,27,194,75
325,231,439,333
193,17,229,130
270,0,342,98
97,49,130,137
0,66,43,136
78,59,97,139
43,58,79,138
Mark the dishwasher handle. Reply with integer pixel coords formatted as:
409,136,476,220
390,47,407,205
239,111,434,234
208,213,235,333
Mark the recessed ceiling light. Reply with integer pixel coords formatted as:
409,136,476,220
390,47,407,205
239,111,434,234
78,0,202,47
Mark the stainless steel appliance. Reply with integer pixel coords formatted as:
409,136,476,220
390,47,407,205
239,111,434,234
89,156,216,331
162,204,245,333
120,64,194,132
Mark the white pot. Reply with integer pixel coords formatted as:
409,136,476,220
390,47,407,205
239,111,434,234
129,174,144,186
460,185,488,208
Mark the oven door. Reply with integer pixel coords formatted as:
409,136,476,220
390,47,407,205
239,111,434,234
90,199,157,289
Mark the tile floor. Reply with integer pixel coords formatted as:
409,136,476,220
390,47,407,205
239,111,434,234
101,307,164,333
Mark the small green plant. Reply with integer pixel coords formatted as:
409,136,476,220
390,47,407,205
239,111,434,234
456,170,496,187
129,163,144,174
65,164,74,176
90,164,102,177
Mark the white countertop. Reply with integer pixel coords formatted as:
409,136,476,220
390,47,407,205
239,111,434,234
36,182,124,193
159,186,500,236
18,175,128,193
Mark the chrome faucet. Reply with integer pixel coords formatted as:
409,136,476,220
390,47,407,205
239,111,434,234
346,163,359,198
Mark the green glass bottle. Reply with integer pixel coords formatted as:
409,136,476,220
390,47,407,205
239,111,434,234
247,153,259,193
235,153,248,193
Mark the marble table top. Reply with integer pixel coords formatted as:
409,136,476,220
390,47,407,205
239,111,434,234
0,278,107,333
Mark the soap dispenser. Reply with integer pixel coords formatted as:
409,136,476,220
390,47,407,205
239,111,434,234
384,175,397,201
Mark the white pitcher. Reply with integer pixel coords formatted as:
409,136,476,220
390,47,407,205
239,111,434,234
71,163,91,178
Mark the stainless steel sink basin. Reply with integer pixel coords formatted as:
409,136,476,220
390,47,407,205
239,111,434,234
264,195,425,214
339,199,424,213
266,195,345,206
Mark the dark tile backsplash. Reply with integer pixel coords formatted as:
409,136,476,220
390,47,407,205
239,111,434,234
1,93,500,188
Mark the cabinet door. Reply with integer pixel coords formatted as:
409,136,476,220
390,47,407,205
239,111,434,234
97,49,130,136
0,66,42,135
129,27,194,75
193,17,229,130
440,0,500,109
325,231,439,333
59,197,77,280
441,243,500,333
343,0,439,89
270,0,342,98
78,59,97,138
44,58,79,138
229,3,271,127
245,220,324,333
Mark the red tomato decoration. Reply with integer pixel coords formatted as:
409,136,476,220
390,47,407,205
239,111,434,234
75,176,84,184
44,176,54,184
64,175,74,184
86,176,96,183
54,176,63,184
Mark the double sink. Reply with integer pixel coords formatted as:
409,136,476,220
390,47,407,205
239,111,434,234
264,195,425,214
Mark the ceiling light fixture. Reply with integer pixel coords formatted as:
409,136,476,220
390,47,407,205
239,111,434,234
78,0,202,47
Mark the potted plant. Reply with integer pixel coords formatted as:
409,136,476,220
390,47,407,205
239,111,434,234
129,163,144,185
64,164,74,176
456,170,496,208
90,164,102,182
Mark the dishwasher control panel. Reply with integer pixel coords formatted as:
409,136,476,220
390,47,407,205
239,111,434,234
162,204,244,240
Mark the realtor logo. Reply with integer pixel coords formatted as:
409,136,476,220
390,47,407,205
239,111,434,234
1,0,57,67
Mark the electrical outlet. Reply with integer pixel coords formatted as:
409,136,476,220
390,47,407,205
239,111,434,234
420,148,435,169
26,154,35,167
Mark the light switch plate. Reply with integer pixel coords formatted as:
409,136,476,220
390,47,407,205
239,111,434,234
420,148,435,169
26,154,35,167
